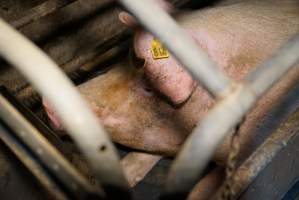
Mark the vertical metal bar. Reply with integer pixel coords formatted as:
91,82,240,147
164,85,256,200
0,18,130,198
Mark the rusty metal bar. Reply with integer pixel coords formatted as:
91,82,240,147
0,88,104,199
0,18,130,198
43,7,129,66
165,33,299,199
10,0,75,28
20,0,113,43
212,106,299,200
118,0,233,98
0,124,68,200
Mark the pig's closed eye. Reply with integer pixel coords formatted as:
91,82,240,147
130,49,146,68
144,86,152,93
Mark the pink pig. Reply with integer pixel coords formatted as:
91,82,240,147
119,0,197,105
44,0,299,164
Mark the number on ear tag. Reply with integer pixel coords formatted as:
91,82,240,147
151,39,170,59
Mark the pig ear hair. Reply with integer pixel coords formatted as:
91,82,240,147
119,11,137,28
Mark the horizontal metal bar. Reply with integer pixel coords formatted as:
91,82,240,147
164,33,299,199
20,0,113,42
118,0,232,98
10,0,75,28
0,18,130,198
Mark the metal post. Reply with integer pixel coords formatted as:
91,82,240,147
0,18,130,198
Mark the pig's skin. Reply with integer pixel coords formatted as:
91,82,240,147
129,1,299,105
44,0,299,164
131,29,198,105
121,152,161,187
120,0,299,106
119,0,197,105
44,61,207,154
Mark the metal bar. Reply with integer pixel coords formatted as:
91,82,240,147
0,124,68,200
10,0,75,29
0,89,103,199
42,7,129,66
118,0,232,98
20,0,113,43
1,0,127,105
212,106,299,200
163,85,255,200
16,40,129,110
164,33,299,199
0,18,130,198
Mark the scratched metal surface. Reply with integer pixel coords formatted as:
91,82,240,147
239,121,299,200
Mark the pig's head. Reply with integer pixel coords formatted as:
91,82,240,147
118,1,197,106
44,0,299,164
43,60,208,155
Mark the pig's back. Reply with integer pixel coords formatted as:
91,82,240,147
177,0,299,45
176,0,299,79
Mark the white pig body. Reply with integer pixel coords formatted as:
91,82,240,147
44,0,299,164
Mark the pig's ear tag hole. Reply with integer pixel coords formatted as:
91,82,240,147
151,39,170,60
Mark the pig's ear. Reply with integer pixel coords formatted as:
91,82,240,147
119,0,174,28
119,11,137,28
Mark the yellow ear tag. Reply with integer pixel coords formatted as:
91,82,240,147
151,39,170,59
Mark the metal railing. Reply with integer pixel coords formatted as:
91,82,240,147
118,0,299,199
0,18,130,199
0,0,298,199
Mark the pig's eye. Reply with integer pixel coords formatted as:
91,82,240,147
130,49,146,68
141,84,154,96
144,86,152,93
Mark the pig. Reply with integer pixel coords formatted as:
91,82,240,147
119,0,197,105
121,152,161,187
44,0,299,164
